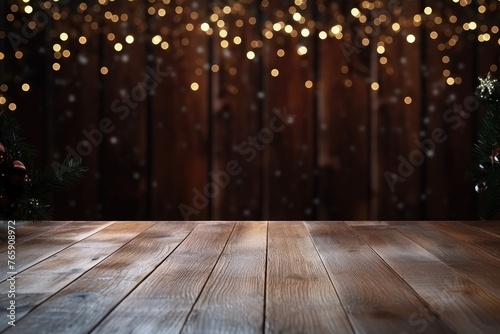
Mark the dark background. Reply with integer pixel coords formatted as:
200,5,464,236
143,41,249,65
1,0,499,220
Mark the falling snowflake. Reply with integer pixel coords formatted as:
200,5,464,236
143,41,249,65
78,54,88,65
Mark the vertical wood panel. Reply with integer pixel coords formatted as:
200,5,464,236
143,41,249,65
101,1,148,219
5,4,47,168
211,3,262,220
150,1,209,220
424,0,476,220
317,1,370,220
263,1,315,219
52,3,101,219
376,1,423,219
4,2,499,220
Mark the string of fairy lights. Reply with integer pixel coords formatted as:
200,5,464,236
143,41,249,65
0,0,499,112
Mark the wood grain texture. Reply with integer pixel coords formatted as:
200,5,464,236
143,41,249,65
429,221,500,259
464,221,500,238
7,221,194,334
266,221,353,333
352,223,500,333
0,221,114,282
390,221,500,301
91,222,234,334
0,221,71,252
0,221,155,333
3,221,500,333
182,221,267,333
306,221,451,334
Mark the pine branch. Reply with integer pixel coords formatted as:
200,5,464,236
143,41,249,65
467,73,500,219
28,159,88,199
0,112,87,221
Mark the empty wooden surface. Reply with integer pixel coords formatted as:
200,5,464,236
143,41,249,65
1,220,500,334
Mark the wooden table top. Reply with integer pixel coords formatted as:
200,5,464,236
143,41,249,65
0,221,500,334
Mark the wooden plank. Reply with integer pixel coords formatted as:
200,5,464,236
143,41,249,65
150,1,210,220
262,3,315,219
390,221,500,300
51,2,101,219
0,221,114,281
91,222,233,334
463,221,500,238
424,0,476,219
0,221,71,252
344,221,388,227
376,1,423,219
5,221,195,334
317,0,370,220
182,221,266,333
100,0,148,219
0,221,156,332
429,221,500,259
266,221,353,333
305,221,452,333
352,224,500,333
211,4,262,220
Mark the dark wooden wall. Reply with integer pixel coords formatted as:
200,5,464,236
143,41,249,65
2,0,500,220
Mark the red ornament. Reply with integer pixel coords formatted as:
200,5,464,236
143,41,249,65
490,146,500,164
10,160,28,187
12,160,26,171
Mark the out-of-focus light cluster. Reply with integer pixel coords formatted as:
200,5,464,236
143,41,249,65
0,0,499,107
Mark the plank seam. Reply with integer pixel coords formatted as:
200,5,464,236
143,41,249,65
87,222,199,334
302,221,357,334
347,223,467,332
463,223,500,239
0,221,117,283
262,221,268,334
178,222,237,333
4,221,160,331
393,224,500,303
430,221,500,264
0,221,74,253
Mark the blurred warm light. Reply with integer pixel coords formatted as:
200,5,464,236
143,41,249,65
0,0,497,104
